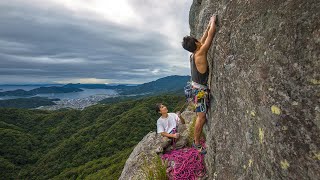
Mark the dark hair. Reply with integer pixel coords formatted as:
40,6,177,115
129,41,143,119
155,103,162,113
182,36,198,53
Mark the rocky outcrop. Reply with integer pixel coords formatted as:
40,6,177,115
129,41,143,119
119,132,162,180
119,111,196,179
189,0,320,179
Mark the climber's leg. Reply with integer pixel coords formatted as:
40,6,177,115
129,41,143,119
194,112,206,145
193,111,207,154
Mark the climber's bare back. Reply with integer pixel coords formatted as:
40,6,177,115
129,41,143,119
194,48,208,74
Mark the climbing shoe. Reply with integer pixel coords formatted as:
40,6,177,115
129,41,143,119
192,143,207,154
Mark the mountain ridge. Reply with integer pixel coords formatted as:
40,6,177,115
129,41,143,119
0,86,83,97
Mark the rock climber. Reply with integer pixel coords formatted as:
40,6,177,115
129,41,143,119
182,15,217,154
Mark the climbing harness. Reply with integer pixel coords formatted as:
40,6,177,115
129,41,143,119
192,86,210,113
184,81,193,99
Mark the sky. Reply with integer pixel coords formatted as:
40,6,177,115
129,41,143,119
0,0,192,84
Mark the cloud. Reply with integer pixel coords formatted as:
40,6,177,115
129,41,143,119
0,0,192,84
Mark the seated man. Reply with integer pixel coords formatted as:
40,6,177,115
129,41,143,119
155,103,186,152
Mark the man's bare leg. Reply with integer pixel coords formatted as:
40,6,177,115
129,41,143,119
194,112,206,145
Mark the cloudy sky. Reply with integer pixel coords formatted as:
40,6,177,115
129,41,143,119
0,0,192,84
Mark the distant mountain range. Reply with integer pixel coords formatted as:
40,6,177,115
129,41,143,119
98,75,190,104
0,75,190,109
118,75,190,95
0,86,83,97
60,75,190,95
62,83,137,89
0,75,190,97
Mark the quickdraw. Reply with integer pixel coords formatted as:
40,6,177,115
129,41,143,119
193,89,209,112
196,90,205,99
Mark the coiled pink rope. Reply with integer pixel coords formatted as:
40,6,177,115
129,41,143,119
161,141,206,180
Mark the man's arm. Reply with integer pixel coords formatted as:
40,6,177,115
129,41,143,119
161,132,179,139
198,15,217,55
200,22,211,44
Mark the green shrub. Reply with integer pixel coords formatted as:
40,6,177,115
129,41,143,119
142,154,168,180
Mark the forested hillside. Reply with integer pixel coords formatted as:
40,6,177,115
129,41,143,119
0,95,185,179
0,97,59,108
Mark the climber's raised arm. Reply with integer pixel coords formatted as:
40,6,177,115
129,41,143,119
200,21,211,44
198,15,217,55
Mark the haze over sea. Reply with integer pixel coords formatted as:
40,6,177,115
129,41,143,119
0,85,117,100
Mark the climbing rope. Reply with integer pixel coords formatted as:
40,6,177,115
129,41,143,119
161,140,206,180
175,100,191,113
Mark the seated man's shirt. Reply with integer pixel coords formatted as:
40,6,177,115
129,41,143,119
157,113,180,134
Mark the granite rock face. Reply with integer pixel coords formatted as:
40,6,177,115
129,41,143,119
189,0,320,179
